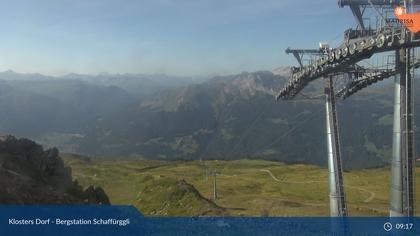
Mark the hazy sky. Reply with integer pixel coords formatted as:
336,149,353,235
0,0,355,76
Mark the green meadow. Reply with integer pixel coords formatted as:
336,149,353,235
63,154,420,216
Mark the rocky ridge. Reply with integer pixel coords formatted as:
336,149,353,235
0,135,110,204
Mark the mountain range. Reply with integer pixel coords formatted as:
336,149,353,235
0,70,417,169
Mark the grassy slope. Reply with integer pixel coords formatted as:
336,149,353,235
63,154,420,216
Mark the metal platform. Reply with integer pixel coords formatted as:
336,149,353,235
275,0,417,217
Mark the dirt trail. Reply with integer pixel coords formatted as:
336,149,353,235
259,169,376,203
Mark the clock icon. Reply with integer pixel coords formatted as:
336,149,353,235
384,222,393,232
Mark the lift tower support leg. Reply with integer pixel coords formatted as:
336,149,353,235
390,47,416,216
325,75,348,217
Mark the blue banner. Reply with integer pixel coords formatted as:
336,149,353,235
0,206,419,235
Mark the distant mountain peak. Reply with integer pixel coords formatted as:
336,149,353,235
272,67,291,78
222,71,286,97
4,69,16,74
0,70,52,81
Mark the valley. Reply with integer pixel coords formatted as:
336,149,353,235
1,70,414,170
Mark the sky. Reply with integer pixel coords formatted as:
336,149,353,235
0,0,356,76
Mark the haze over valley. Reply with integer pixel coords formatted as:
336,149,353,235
0,69,417,170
